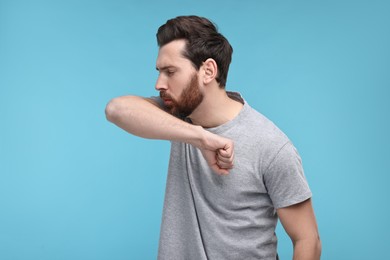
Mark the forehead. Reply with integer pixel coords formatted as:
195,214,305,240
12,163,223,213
156,39,193,69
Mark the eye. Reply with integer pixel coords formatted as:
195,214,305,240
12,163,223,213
167,70,175,76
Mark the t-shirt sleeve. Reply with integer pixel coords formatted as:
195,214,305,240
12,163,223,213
148,96,165,108
264,142,312,209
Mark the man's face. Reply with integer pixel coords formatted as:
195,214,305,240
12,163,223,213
155,39,204,117
160,73,203,117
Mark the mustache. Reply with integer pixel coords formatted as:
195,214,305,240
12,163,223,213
160,91,172,99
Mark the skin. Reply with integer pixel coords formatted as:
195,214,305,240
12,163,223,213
106,39,321,258
278,199,321,260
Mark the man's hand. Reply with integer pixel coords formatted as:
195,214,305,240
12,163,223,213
198,130,234,175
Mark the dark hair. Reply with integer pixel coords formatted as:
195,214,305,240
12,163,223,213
156,15,233,88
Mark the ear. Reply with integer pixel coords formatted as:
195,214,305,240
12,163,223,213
201,58,218,85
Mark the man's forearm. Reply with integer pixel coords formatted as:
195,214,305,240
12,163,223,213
105,95,235,175
293,237,322,260
105,95,204,147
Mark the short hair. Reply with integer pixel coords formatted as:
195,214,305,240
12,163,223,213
156,15,233,88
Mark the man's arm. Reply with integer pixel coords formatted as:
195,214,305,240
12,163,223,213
105,95,234,175
277,199,322,260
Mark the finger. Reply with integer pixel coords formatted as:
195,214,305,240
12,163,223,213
217,149,234,165
218,149,231,158
217,157,234,169
213,165,230,175
223,142,234,153
217,148,234,160
216,158,234,170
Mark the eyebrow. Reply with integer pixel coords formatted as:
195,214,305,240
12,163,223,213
156,66,176,72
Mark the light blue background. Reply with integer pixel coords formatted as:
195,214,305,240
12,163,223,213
1,0,389,259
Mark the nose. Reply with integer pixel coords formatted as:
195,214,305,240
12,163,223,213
155,74,168,91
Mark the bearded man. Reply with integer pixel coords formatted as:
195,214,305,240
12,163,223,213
106,15,321,260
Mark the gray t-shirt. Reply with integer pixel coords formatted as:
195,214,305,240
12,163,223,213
155,93,312,260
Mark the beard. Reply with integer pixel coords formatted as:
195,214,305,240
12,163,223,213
160,74,204,118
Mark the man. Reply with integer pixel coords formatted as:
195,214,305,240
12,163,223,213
106,15,321,260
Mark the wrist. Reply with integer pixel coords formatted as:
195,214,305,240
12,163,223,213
187,125,206,149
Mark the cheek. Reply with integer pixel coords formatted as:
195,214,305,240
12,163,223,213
170,79,187,97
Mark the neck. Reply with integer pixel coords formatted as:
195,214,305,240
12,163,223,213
189,87,243,128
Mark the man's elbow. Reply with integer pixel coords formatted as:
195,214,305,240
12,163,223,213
312,236,322,258
294,235,322,260
105,97,125,123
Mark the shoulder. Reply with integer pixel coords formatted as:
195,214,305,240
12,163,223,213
240,102,290,148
